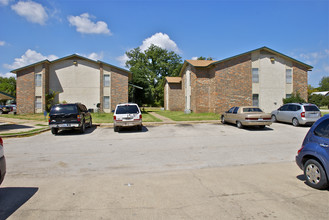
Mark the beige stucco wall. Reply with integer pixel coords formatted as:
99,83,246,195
252,51,293,113
103,65,111,113
49,58,100,110
35,64,43,113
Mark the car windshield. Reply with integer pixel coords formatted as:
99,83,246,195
50,105,77,114
304,105,320,112
116,105,139,114
243,108,263,112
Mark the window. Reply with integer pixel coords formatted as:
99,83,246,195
286,69,292,84
35,74,42,87
35,96,42,109
279,105,289,111
314,119,329,139
104,75,110,87
252,68,259,83
103,96,110,109
286,94,292,98
233,107,239,114
228,107,235,113
252,94,259,107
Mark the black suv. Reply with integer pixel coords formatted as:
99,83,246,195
49,103,92,135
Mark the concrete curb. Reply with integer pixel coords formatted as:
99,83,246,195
1,127,51,138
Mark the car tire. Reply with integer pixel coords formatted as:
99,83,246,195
114,126,119,132
80,122,86,134
304,159,329,190
51,128,58,135
236,121,243,128
271,115,277,122
292,118,300,127
221,116,225,124
88,117,92,128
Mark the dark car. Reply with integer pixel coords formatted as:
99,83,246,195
0,137,6,185
296,114,329,190
49,103,92,135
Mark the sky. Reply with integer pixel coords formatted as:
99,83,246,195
0,0,328,87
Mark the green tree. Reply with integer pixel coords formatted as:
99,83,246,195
319,76,329,91
45,90,59,112
125,44,183,106
308,94,323,107
321,96,329,109
283,92,306,104
197,56,214,60
0,76,16,97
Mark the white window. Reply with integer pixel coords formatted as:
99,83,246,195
35,96,42,109
252,94,259,107
286,94,292,98
104,75,110,87
286,69,292,84
252,68,259,83
103,96,110,109
35,74,42,87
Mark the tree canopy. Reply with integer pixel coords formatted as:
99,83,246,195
125,44,183,106
0,76,16,97
197,56,214,60
319,76,329,91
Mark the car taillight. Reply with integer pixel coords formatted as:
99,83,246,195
245,117,257,120
297,145,304,154
0,137,3,146
140,114,142,119
301,112,305,118
77,115,81,122
113,116,116,121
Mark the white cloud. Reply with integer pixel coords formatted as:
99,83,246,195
4,49,58,70
0,0,13,6
298,49,329,66
0,72,15,78
117,54,129,67
0,41,5,46
78,52,104,61
68,13,111,35
11,1,48,25
140,32,180,53
116,32,181,67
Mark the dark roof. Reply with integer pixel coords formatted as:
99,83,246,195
10,54,131,77
180,46,313,76
0,91,15,100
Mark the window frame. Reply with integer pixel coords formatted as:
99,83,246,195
252,68,259,83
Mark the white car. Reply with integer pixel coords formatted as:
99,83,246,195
113,103,142,132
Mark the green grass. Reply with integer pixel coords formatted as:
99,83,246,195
0,113,47,121
0,128,48,136
156,110,220,121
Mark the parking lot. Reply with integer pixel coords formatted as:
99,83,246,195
1,123,329,219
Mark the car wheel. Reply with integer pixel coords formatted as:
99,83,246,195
221,116,225,124
114,126,119,132
80,122,86,134
292,118,300,127
236,121,243,128
304,159,329,190
88,117,92,128
51,128,58,135
271,115,277,122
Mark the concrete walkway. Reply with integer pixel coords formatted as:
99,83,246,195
148,111,175,123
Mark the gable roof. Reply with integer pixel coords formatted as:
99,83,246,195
0,91,15,100
180,46,313,76
165,77,182,83
10,54,132,77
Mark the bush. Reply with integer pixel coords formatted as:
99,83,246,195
308,94,323,107
283,93,306,104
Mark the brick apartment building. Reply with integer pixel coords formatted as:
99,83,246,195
11,54,131,114
164,47,312,113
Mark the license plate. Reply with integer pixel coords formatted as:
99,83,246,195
59,124,70,127
258,118,263,121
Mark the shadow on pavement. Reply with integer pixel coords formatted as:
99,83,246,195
0,124,34,131
0,187,39,219
53,125,97,136
118,126,149,133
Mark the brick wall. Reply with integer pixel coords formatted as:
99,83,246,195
189,54,252,113
111,68,129,111
293,63,308,101
16,67,35,114
168,83,184,111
